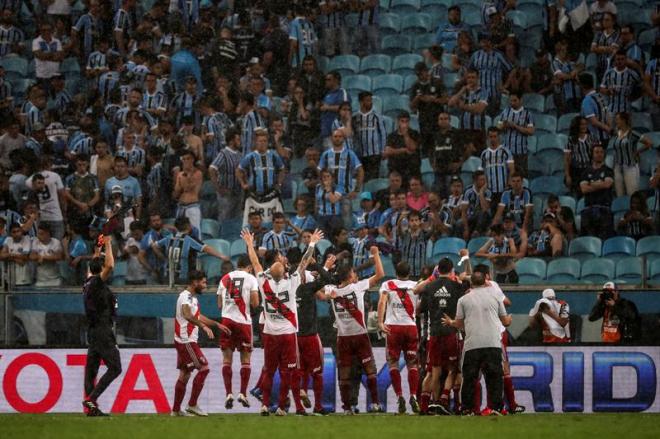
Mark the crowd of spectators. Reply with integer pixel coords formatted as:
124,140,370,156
0,0,658,287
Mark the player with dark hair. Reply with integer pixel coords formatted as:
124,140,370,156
377,261,421,414
82,235,120,417
416,254,471,415
172,270,229,417
295,253,338,415
217,254,260,410
242,228,323,416
326,246,385,414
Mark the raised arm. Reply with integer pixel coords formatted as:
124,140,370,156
241,229,263,274
297,228,324,276
367,246,384,288
100,235,115,281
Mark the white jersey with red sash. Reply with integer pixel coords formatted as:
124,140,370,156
217,270,258,325
327,279,370,336
175,289,199,343
258,270,301,335
380,279,419,326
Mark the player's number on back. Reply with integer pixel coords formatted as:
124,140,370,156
225,278,244,301
265,290,290,314
333,292,358,313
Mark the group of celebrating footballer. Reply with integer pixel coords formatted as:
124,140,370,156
171,229,526,417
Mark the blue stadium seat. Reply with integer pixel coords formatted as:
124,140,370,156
467,236,490,255
360,55,392,78
632,112,653,133
219,218,243,240
364,178,390,193
414,33,435,51
201,256,223,283
517,258,547,284
390,0,421,13
201,219,220,240
558,195,577,213
421,0,448,20
602,236,636,262
462,156,482,173
637,235,660,261
432,237,466,261
379,13,401,35
461,5,482,24
382,255,396,279
534,114,557,135
401,13,433,34
536,133,566,152
611,196,631,215
0,57,28,78
546,257,581,284
382,35,412,56
648,258,660,286
580,258,615,284
568,236,602,261
382,94,410,118
639,28,656,52
506,10,528,33
403,74,417,93
344,74,372,96
443,72,459,91
111,261,127,286
615,256,643,284
557,112,579,134
638,146,658,176
60,57,81,75
517,4,542,25
230,239,247,257
372,74,403,96
329,55,360,76
318,56,330,72
316,239,333,255
523,93,545,113
382,115,395,133
203,239,231,257
530,176,567,197
392,53,424,76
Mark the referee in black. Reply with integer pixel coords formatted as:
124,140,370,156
82,235,122,417
441,271,512,415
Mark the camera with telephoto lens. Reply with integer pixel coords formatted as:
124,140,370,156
602,290,614,301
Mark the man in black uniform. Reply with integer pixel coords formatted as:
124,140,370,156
417,255,470,415
295,253,337,415
82,235,122,417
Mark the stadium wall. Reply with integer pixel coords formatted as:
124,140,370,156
0,346,658,414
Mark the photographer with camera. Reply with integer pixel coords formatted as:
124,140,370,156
589,282,641,344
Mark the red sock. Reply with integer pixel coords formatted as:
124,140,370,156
312,372,323,410
289,368,304,411
503,375,517,408
255,367,266,390
240,364,251,395
390,368,403,397
222,365,232,395
261,370,273,407
339,380,352,410
172,379,187,412
367,375,379,403
408,367,419,396
474,380,482,412
420,391,431,413
440,388,450,406
278,370,292,410
188,369,209,407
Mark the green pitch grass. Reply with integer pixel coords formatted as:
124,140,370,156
1,413,658,439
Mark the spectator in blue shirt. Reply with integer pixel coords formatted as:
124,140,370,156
320,71,350,143
434,6,469,51
237,128,286,196
352,192,382,237
152,216,229,284
138,212,173,284
104,156,143,219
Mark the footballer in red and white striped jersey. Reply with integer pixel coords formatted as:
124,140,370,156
258,270,302,335
217,257,260,410
175,289,200,344
378,273,421,414
326,245,385,414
